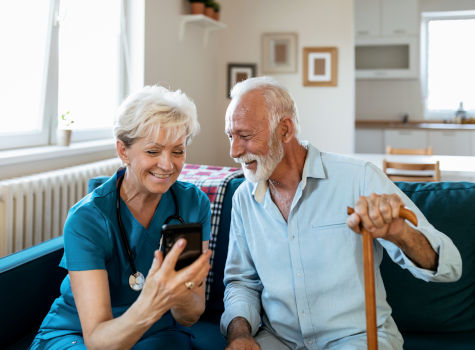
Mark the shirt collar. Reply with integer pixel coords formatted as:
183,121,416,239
252,141,326,203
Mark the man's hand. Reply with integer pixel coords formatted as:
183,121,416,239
347,193,438,270
346,193,407,243
226,317,261,350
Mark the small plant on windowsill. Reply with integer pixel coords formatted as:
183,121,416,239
57,111,74,147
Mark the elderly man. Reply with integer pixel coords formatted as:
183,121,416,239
220,77,462,350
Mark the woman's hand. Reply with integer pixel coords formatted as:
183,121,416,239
135,239,212,326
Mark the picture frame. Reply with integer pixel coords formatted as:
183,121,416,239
302,47,338,86
227,63,257,98
261,33,298,74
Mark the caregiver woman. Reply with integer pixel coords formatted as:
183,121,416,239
30,85,212,350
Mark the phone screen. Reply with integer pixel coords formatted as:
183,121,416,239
161,223,202,270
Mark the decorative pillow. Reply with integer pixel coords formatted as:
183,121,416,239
381,182,475,333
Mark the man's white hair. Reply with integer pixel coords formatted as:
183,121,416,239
228,76,300,136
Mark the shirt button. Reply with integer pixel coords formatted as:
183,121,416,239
296,272,301,277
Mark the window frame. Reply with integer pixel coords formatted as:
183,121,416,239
0,0,127,150
421,10,475,119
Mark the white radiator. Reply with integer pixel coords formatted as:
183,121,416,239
0,158,121,257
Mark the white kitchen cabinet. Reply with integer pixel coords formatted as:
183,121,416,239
355,0,380,37
428,130,472,156
355,36,418,79
355,128,384,153
355,0,419,38
354,0,419,79
381,0,419,36
384,129,428,149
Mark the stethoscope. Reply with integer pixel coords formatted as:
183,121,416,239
116,169,185,291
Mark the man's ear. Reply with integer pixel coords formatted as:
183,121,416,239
116,140,129,165
280,118,294,143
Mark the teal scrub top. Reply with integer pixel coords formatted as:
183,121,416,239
36,170,211,340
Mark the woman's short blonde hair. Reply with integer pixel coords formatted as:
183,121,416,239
113,85,200,147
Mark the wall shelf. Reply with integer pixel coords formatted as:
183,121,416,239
179,15,226,47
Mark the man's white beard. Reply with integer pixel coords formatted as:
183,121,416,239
234,133,284,183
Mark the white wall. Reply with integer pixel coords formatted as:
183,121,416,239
145,0,355,167
143,0,222,166
355,0,475,121
215,0,355,165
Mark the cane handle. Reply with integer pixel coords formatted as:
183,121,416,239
347,205,418,226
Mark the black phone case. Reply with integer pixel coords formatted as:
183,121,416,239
161,223,202,270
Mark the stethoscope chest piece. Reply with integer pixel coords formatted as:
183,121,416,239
116,168,183,292
129,271,145,291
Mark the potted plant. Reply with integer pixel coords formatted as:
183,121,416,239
204,0,215,18
212,2,220,21
57,111,74,146
188,0,206,15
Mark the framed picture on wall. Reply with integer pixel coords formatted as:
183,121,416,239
227,63,257,98
261,32,298,74
303,47,338,86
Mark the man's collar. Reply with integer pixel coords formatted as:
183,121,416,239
252,142,326,203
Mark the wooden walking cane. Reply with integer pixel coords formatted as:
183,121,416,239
347,206,418,350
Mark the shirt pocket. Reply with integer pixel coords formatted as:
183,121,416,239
307,218,361,282
311,218,348,230
309,218,358,261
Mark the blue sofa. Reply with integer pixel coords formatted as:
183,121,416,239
1,179,474,350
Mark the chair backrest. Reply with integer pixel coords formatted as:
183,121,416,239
383,159,441,182
386,146,433,155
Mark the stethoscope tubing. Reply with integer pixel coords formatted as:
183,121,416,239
115,169,184,281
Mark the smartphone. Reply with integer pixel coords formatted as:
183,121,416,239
161,223,202,270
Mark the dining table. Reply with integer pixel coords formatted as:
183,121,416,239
349,153,475,182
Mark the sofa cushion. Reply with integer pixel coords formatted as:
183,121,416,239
403,330,475,350
205,177,245,316
381,182,475,333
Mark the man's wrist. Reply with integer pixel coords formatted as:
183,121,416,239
227,317,252,342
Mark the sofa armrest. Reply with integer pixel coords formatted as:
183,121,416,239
0,236,66,349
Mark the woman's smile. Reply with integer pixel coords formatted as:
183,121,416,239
149,171,174,180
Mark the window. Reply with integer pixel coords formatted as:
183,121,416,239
421,11,475,119
0,0,126,150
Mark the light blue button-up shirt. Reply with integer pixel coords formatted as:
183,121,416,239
220,143,462,350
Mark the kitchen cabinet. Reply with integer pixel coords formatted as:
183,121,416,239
354,0,419,38
355,124,475,156
354,0,419,79
384,129,428,150
355,128,384,153
428,130,472,156
381,0,419,36
355,0,380,37
355,37,418,79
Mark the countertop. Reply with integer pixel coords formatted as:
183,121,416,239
355,120,475,131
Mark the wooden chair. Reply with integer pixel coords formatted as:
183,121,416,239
386,146,433,155
383,160,441,182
